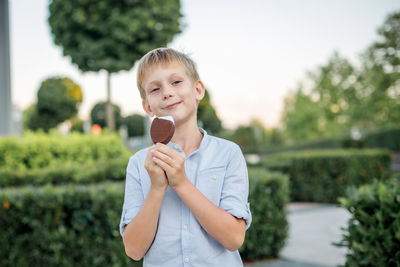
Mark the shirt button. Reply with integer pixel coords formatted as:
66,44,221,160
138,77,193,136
185,258,189,263
211,174,217,180
174,144,180,149
183,224,188,230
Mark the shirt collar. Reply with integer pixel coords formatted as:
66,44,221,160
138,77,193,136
167,128,209,157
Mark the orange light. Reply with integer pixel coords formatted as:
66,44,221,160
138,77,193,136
3,200,10,210
91,124,102,135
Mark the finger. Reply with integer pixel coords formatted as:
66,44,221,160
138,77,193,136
155,143,179,156
152,156,172,173
152,150,175,167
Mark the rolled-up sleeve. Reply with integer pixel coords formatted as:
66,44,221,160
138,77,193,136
219,144,252,230
119,154,145,236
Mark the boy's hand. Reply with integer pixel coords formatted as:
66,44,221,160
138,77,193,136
145,145,168,191
151,143,187,189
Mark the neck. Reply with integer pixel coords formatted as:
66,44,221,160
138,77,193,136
171,119,203,156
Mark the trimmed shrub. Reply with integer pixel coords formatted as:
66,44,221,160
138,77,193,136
241,168,290,261
248,137,341,155
0,168,290,264
256,126,400,155
0,182,140,266
0,156,129,188
335,178,400,266
263,149,392,203
0,131,130,170
364,127,400,152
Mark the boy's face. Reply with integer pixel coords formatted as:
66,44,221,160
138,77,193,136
141,62,205,126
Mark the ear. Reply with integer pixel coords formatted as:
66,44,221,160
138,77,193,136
194,80,205,102
142,99,154,117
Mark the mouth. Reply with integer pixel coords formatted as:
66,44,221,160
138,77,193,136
163,101,182,110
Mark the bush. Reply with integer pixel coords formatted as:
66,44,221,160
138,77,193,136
0,131,130,170
0,156,129,188
0,182,141,266
124,114,145,137
263,149,392,203
255,138,342,155
256,126,400,155
0,167,290,264
241,168,290,261
335,178,400,266
364,127,400,152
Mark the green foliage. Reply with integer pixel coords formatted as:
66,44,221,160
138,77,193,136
69,117,84,133
281,11,400,143
0,156,129,188
0,130,130,170
48,0,182,73
259,137,341,155
257,126,400,155
0,182,141,266
281,85,324,142
364,127,400,151
22,104,36,131
222,119,284,153
373,10,400,68
0,168,289,264
26,77,82,132
90,102,123,130
240,168,290,260
263,149,392,203
124,114,145,137
281,53,359,142
197,89,222,134
335,178,400,266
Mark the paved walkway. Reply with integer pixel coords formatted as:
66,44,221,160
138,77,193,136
245,203,351,267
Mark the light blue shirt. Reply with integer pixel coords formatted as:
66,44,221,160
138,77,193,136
120,129,252,267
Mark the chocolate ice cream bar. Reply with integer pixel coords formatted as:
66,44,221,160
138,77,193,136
150,116,175,144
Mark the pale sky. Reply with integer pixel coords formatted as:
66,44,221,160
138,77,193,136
9,0,400,129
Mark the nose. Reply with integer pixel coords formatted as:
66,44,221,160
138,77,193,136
162,84,174,100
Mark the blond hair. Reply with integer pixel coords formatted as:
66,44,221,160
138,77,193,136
137,48,200,100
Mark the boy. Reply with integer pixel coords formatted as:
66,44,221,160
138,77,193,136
120,48,251,266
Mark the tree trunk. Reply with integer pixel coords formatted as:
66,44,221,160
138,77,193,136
106,72,115,132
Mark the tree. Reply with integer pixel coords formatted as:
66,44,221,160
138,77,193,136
26,77,82,132
373,10,400,70
90,101,123,130
281,11,400,143
48,0,183,132
281,87,323,143
124,113,145,137
353,49,400,130
229,119,270,149
197,89,222,134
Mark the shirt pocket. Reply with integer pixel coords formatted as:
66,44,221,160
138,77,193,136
196,166,225,206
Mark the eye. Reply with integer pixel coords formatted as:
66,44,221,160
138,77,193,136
172,80,182,85
150,88,160,93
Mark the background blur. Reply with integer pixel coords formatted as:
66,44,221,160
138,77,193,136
1,1,400,266
9,0,400,133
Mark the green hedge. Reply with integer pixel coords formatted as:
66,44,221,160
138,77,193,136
0,182,140,267
0,131,130,170
245,138,341,154
335,178,400,266
364,127,400,152
240,168,289,261
0,168,289,265
263,149,392,203
255,127,400,155
0,156,129,188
